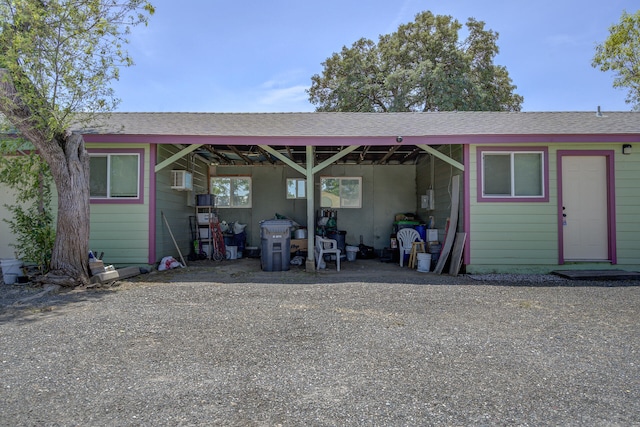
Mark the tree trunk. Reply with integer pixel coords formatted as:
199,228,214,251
0,69,90,287
45,133,91,286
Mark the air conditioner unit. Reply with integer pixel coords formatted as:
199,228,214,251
171,170,193,191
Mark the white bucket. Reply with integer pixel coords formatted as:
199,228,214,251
201,244,211,257
346,246,358,262
1,259,23,283
417,253,432,272
226,246,238,260
294,228,307,239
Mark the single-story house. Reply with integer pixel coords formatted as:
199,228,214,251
2,111,639,274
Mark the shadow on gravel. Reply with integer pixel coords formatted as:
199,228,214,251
0,285,117,325
130,258,640,288
131,258,478,286
3,258,637,325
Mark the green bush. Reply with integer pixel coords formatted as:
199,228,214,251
1,138,55,274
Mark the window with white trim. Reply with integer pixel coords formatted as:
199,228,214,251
320,177,362,208
211,176,252,208
90,153,140,199
481,151,544,198
286,178,306,199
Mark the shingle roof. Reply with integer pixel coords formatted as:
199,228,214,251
80,111,640,137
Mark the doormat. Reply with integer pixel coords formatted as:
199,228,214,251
551,269,640,280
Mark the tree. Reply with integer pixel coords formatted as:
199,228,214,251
0,0,154,286
0,135,55,274
308,11,523,112
592,9,640,111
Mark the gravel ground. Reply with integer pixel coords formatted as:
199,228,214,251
1,258,639,426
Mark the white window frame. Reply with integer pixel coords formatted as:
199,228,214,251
320,176,362,208
286,178,306,199
89,152,141,200
211,176,252,208
479,148,548,202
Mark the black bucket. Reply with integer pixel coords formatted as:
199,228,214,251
327,230,347,258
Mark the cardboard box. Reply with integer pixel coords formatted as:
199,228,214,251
89,260,105,276
290,238,308,253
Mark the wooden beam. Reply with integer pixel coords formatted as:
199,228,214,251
401,147,422,164
306,145,316,269
155,144,203,172
312,145,360,174
358,146,371,164
255,146,275,164
228,145,253,164
416,144,464,171
209,149,232,165
376,145,401,165
258,145,306,175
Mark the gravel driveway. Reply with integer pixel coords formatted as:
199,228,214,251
1,259,639,426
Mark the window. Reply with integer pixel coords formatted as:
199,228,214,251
90,153,140,200
479,147,548,202
211,177,252,208
320,177,362,208
286,178,306,199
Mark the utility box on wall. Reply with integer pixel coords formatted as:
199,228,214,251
421,189,434,210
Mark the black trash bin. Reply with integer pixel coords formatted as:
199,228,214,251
327,230,347,260
260,220,293,271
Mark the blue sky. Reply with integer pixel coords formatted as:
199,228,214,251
112,0,638,113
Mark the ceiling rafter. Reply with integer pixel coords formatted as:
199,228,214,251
228,145,253,165
358,146,371,164
255,146,275,164
209,148,233,164
376,145,402,165
400,147,422,164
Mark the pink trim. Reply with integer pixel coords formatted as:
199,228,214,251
556,150,616,265
477,147,549,203
82,133,640,146
88,149,145,205
463,145,471,266
148,145,157,264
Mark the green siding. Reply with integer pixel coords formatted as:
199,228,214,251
467,143,640,273
155,145,210,263
87,144,151,265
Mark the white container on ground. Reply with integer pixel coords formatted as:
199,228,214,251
201,244,211,257
346,245,358,262
1,259,23,283
417,253,432,272
226,246,238,260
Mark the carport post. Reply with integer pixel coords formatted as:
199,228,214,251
306,145,316,271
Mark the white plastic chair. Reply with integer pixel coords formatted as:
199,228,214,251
397,228,423,267
315,236,341,271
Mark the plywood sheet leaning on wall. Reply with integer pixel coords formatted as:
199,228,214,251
434,175,460,274
449,232,467,276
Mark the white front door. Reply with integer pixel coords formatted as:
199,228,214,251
561,156,609,261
